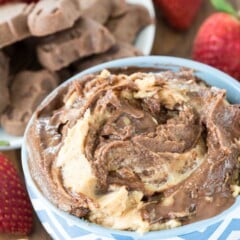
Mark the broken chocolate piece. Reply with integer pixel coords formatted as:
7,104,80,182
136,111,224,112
28,0,80,36
0,2,33,48
106,4,152,43
1,70,58,136
79,0,112,24
37,18,115,71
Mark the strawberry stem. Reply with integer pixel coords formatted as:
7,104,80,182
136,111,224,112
211,0,238,17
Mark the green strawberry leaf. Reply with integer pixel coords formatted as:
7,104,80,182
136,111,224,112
0,140,10,147
211,0,238,16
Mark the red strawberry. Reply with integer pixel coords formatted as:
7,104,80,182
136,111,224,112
0,0,12,3
153,0,203,30
192,5,240,80
0,153,33,235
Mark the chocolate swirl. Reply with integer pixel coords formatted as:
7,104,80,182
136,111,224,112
27,69,240,231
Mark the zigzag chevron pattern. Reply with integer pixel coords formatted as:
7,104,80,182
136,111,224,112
27,184,240,240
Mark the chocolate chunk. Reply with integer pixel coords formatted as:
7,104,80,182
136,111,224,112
0,2,33,48
79,0,113,24
28,0,80,37
111,0,128,18
1,70,58,136
37,18,116,71
106,4,152,43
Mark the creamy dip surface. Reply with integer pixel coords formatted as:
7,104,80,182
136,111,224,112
27,69,240,232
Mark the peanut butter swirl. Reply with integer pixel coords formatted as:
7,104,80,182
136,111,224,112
27,69,240,232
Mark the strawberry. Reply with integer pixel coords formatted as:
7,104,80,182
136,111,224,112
192,0,240,80
153,0,203,30
0,153,33,235
0,0,12,3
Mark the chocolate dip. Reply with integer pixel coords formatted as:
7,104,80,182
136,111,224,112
27,68,240,232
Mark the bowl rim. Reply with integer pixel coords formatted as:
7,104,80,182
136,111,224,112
22,56,240,239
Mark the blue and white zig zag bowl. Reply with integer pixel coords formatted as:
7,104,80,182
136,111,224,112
22,56,240,240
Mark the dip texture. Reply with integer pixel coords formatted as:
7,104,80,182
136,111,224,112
27,69,240,232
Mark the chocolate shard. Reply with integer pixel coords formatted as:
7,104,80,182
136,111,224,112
1,70,58,136
0,2,33,48
78,0,113,24
37,18,116,71
111,0,128,18
28,0,80,37
106,4,152,43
